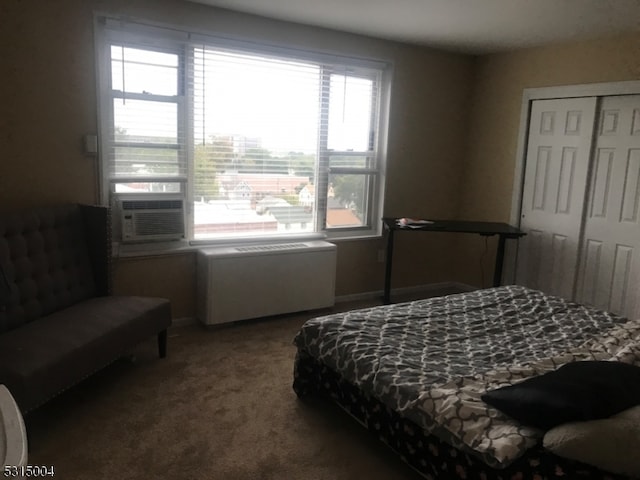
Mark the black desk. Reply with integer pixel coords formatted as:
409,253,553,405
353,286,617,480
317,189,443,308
382,218,525,304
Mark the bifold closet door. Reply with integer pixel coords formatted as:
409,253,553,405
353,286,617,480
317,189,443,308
575,95,640,318
516,97,597,300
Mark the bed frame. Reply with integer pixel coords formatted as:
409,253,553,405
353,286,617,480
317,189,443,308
294,350,630,480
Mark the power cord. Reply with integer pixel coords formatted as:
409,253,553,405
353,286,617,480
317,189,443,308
479,236,489,288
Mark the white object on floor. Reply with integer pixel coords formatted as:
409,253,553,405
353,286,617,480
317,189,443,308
0,385,28,474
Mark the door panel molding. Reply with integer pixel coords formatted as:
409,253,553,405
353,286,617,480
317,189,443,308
513,89,640,318
504,81,640,286
516,97,597,300
575,95,640,317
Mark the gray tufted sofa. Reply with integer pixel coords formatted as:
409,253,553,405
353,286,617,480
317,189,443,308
0,204,172,414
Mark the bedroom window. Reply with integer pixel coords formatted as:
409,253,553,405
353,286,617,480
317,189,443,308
97,18,390,243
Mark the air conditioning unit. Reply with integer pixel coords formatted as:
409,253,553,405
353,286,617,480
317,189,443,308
197,241,337,325
116,194,186,243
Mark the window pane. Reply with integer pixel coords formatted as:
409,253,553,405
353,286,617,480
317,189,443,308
113,99,177,144
111,46,178,96
329,155,373,169
327,173,371,228
113,182,182,194
111,147,179,177
193,199,314,239
327,75,373,152
192,47,320,239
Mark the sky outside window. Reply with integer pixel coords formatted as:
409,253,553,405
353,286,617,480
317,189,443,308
193,48,321,155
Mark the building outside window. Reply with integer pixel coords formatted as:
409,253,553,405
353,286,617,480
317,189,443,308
96,17,391,243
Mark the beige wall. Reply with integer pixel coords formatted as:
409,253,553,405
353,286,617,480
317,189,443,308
4,1,639,317
113,254,196,318
453,32,640,287
1,0,474,318
460,32,640,222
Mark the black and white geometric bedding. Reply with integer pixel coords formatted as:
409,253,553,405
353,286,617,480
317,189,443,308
293,285,640,468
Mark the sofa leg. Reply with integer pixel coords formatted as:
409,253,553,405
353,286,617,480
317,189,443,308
157,330,167,359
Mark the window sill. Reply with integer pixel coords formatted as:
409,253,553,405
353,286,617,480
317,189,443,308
114,232,334,259
113,230,384,259
329,234,384,243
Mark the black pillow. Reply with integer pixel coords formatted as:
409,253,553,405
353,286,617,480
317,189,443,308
481,361,640,431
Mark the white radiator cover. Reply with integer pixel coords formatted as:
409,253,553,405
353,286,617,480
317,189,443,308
197,240,337,325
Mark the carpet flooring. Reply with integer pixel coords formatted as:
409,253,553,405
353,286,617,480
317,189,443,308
25,298,430,480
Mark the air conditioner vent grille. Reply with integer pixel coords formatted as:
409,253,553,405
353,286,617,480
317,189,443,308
122,199,183,210
235,243,307,253
134,211,185,237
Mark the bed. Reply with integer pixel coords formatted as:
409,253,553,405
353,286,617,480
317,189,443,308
292,285,640,479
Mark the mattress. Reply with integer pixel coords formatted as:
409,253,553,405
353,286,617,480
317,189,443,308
293,285,640,476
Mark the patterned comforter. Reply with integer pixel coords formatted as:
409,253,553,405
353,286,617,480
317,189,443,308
293,285,640,468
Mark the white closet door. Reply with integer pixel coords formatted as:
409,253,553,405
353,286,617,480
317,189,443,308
575,95,640,317
516,97,597,299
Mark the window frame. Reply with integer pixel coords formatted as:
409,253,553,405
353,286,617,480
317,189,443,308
109,44,187,190
95,16,391,243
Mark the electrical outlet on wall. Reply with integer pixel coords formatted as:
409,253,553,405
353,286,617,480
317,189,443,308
84,134,98,155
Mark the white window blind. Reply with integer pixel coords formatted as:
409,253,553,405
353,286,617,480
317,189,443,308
191,47,322,238
99,18,389,242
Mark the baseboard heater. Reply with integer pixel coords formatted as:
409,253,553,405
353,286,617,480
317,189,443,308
197,240,337,325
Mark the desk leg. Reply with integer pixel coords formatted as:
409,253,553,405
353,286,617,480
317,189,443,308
493,235,507,287
383,228,395,304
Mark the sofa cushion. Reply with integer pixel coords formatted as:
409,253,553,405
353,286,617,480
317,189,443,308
0,296,171,412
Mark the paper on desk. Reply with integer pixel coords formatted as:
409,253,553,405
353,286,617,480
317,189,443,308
397,218,434,227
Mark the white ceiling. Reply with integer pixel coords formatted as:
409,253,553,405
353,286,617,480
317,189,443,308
186,0,640,54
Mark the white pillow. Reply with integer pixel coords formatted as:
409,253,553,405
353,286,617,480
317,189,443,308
543,405,640,476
